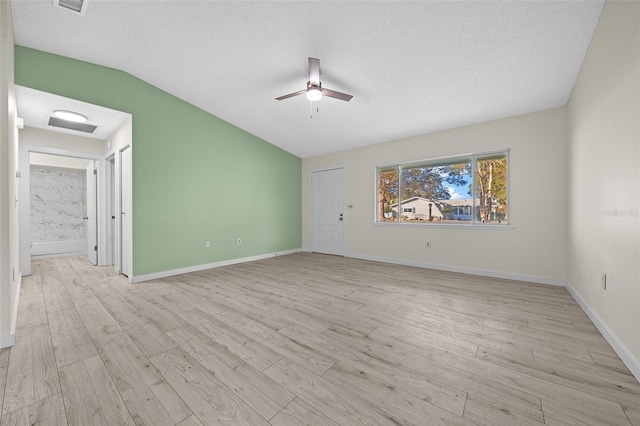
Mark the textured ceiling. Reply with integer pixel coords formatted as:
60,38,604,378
11,0,605,158
16,85,130,140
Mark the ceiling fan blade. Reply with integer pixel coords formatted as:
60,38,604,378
308,57,320,85
275,90,306,101
321,88,353,102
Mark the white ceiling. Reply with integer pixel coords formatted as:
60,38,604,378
16,85,130,140
11,0,605,158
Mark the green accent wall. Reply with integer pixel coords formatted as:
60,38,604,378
15,46,302,276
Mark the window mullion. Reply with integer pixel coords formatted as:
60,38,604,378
397,165,402,222
471,155,477,224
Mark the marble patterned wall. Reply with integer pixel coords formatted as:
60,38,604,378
30,166,86,242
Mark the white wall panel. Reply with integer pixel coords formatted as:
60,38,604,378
567,1,639,376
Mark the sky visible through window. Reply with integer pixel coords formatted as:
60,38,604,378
446,174,472,200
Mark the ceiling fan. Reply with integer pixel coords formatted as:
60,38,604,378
275,57,353,102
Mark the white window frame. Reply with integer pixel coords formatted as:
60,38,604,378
375,149,511,228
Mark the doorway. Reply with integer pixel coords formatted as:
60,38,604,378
28,154,97,261
19,149,107,273
310,167,345,256
15,86,133,278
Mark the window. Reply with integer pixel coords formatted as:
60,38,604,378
376,150,509,225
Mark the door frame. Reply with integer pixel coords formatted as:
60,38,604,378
19,145,109,275
85,160,98,265
104,155,116,267
308,165,347,256
118,145,132,279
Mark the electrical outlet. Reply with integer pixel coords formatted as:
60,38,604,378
237,238,242,245
205,241,210,248
425,241,431,248
602,273,607,290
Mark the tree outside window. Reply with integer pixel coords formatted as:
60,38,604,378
476,154,508,223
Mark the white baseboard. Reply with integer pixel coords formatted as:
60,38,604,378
565,281,640,382
2,273,22,349
31,240,87,257
347,252,566,286
31,251,87,260
11,272,21,336
131,248,302,283
0,333,15,349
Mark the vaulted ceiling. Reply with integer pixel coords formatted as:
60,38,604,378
11,0,605,158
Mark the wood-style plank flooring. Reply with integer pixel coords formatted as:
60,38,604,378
1,253,638,425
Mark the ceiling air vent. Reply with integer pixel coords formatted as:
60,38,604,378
48,116,97,134
54,0,88,16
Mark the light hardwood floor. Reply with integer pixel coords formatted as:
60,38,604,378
1,253,639,426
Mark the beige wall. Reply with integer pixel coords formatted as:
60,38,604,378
20,126,105,155
567,1,640,375
30,153,93,170
0,0,20,347
21,126,104,170
303,107,567,284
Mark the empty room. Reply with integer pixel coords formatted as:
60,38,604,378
0,1,638,425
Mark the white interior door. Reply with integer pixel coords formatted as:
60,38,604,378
85,161,97,265
311,168,345,256
121,147,132,277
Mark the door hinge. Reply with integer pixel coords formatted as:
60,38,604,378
93,169,97,175
94,245,98,251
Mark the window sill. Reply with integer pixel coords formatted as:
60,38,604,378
374,222,514,230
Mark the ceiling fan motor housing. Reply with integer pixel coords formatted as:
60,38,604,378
275,58,353,102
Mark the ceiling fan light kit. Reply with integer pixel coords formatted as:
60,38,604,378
277,57,353,103
306,84,323,101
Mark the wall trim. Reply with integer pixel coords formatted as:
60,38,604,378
31,240,88,257
0,333,15,349
11,272,21,334
131,248,302,283
2,273,22,349
565,281,640,382
347,252,566,286
31,252,87,260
